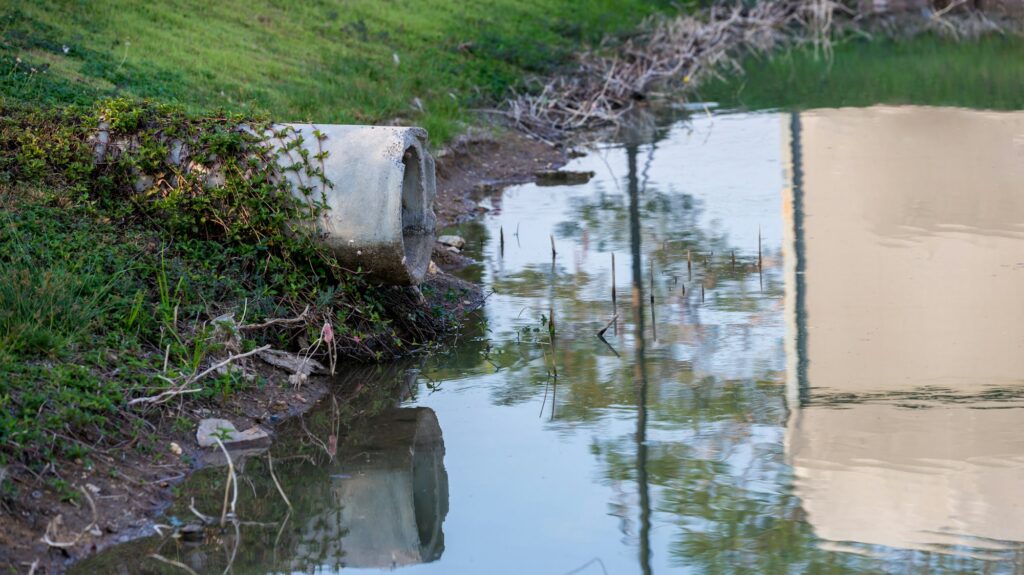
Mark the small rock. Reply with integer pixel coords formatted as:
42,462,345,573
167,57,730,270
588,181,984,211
437,235,466,250
257,348,326,376
195,419,270,448
85,483,101,495
211,313,241,355
179,523,205,542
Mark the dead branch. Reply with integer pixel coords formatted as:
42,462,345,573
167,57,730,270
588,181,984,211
148,554,201,575
238,306,310,331
128,345,271,407
42,486,99,549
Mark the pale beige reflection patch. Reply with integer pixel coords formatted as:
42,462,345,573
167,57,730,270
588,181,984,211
785,106,1024,558
800,106,1024,391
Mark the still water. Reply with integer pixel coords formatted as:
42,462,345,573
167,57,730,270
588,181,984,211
78,107,1024,574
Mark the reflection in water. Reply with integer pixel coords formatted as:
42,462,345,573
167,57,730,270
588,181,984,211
86,107,1024,573
785,106,1024,563
626,141,653,575
293,407,448,569
73,403,448,574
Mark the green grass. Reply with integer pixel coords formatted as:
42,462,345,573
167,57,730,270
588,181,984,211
1,0,683,144
0,0,699,468
698,33,1024,111
0,190,427,463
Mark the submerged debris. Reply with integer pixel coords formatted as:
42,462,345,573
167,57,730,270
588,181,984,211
535,169,596,186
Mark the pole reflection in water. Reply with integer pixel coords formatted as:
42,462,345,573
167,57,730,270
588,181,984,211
627,142,653,575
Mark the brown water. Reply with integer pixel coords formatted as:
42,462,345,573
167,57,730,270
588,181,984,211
77,107,1024,574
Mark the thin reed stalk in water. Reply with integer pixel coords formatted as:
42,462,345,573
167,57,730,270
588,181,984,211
649,259,656,341
611,252,617,304
267,452,292,510
598,314,619,339
758,226,763,270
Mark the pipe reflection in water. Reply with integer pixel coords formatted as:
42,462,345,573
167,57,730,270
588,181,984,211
294,407,448,569
784,106,1024,560
72,403,448,574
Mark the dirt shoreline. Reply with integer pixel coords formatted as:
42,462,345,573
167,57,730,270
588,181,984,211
0,128,565,574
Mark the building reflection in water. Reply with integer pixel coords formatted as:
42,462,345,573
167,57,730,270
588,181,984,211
783,107,1024,558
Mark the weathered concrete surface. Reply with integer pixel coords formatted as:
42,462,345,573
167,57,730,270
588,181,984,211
91,122,438,286
274,124,438,285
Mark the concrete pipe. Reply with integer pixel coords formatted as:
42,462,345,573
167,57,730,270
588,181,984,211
273,125,437,285
91,122,437,286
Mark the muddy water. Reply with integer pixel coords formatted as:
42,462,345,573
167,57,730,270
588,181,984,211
78,107,1024,574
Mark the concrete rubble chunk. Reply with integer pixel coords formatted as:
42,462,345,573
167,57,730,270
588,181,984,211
437,235,465,250
257,348,326,376
196,418,270,448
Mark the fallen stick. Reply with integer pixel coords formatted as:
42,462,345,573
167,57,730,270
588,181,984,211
42,486,98,548
239,306,310,331
128,345,271,407
148,554,200,575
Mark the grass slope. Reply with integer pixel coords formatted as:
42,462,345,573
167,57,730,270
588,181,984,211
2,0,680,144
0,0,693,469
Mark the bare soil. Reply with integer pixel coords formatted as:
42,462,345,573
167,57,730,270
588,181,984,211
0,128,562,574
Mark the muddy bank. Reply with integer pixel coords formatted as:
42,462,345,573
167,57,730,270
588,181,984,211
0,128,561,575
433,129,567,229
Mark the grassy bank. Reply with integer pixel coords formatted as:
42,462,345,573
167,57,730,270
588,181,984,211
0,1,700,468
697,33,1024,111
0,99,473,471
2,0,681,144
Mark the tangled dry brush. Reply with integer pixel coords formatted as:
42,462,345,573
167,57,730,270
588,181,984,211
503,0,1021,139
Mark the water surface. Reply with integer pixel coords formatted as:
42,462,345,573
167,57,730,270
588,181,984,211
78,107,1024,574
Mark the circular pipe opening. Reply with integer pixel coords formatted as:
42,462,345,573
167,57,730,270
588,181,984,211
401,146,432,282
